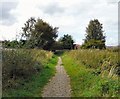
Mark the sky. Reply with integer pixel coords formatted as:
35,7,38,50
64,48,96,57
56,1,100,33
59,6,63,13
0,0,119,46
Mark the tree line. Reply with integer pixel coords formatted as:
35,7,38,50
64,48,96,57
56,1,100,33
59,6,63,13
2,17,106,50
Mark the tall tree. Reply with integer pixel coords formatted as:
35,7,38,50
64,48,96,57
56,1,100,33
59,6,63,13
82,19,106,49
21,17,58,50
33,19,58,50
59,34,74,50
22,17,36,40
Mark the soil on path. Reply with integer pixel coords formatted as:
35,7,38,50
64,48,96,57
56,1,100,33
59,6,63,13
42,57,71,97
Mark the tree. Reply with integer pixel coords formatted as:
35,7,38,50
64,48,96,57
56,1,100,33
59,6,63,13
22,17,36,40
2,40,19,48
10,40,19,48
21,17,58,50
33,19,58,50
21,17,36,48
2,40,10,48
59,34,74,50
82,19,106,49
51,41,64,51
18,40,27,48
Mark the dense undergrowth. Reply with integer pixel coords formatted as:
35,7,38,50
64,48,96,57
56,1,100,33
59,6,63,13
62,49,119,97
2,49,57,97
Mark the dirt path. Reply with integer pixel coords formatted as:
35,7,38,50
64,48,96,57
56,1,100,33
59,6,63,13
42,57,71,97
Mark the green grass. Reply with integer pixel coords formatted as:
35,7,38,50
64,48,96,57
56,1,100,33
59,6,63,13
62,51,119,97
3,55,58,97
2,49,53,91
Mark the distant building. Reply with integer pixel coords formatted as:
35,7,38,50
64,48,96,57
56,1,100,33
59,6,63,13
73,44,81,49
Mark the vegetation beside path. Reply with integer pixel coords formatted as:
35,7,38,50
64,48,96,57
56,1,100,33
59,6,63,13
62,50,119,97
2,49,58,97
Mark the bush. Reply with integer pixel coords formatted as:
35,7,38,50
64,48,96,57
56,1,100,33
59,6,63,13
2,49,53,90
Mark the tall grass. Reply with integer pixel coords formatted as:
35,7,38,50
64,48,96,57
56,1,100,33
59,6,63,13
62,49,119,97
2,49,53,92
66,50,119,76
3,54,58,97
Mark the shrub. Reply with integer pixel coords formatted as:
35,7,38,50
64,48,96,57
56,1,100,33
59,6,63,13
2,49,53,90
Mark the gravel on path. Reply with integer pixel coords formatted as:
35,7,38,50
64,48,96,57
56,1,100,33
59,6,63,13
42,57,71,97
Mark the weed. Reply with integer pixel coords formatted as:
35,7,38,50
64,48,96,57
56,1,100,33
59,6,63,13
2,49,58,97
62,50,119,97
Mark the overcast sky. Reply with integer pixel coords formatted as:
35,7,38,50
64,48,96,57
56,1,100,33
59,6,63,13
0,0,119,46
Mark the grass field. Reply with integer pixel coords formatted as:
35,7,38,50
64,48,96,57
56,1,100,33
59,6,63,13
2,49,58,97
62,49,119,97
2,48,119,97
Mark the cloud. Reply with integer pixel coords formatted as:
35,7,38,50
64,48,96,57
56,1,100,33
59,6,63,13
0,1,18,25
40,3,65,15
0,0,118,46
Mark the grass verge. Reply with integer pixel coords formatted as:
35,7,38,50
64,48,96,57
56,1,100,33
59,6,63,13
3,55,58,97
62,52,119,97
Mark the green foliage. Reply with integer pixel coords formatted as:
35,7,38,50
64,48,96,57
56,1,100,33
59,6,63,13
2,40,19,48
51,41,64,51
2,49,53,92
59,34,74,50
3,54,58,97
18,40,27,48
21,17,58,50
81,39,106,49
62,50,119,97
82,19,106,49
65,50,119,74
